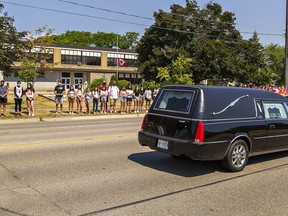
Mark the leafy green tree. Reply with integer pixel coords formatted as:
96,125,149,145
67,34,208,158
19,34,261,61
18,26,55,84
0,4,26,77
256,44,284,85
136,0,262,84
156,54,193,84
117,80,131,90
45,31,139,49
92,32,117,48
122,32,139,49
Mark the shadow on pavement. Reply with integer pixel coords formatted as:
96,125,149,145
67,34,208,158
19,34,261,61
128,151,222,177
248,150,288,166
129,150,288,177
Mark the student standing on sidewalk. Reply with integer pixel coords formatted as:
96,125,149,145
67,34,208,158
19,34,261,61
76,85,83,113
54,80,65,114
25,83,35,117
67,85,76,114
108,81,119,113
126,85,134,113
92,86,99,114
144,86,152,112
85,87,92,114
100,84,108,114
119,86,127,114
0,80,8,117
133,85,140,113
14,81,24,115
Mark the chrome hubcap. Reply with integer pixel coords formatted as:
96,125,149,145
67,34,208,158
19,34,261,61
231,144,247,168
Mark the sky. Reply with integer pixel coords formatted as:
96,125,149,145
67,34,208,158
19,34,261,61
1,0,286,46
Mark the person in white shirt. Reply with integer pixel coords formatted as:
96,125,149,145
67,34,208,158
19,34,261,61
85,87,92,114
14,81,24,115
108,81,120,113
100,85,108,113
76,85,83,113
25,83,35,117
144,86,152,112
67,85,76,114
126,85,134,113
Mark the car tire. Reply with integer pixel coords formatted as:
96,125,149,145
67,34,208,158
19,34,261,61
222,140,249,172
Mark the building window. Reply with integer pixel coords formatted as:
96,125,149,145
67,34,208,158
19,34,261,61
14,71,19,77
62,72,70,77
82,51,101,66
61,50,82,65
107,53,137,67
61,50,101,65
74,73,83,78
13,48,54,63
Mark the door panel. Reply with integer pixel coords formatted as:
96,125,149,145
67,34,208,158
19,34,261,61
263,101,288,150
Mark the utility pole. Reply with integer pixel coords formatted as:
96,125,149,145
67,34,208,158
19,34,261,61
285,0,288,87
116,34,119,80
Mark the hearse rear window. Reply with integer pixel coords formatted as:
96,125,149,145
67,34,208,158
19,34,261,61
154,90,194,113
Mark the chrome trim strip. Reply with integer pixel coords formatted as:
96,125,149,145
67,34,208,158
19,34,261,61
212,94,249,116
254,134,288,140
202,140,228,145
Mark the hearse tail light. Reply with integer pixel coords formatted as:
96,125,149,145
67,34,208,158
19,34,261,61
194,121,204,144
141,114,148,130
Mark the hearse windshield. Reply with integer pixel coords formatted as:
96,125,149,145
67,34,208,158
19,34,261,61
154,90,194,113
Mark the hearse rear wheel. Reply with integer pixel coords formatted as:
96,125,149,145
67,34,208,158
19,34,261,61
222,140,249,172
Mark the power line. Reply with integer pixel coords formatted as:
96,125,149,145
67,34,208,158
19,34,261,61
0,1,148,27
58,0,153,21
0,1,284,45
87,0,286,33
58,0,284,38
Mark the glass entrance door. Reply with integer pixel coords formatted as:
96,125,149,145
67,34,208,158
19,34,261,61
61,78,70,90
74,78,83,89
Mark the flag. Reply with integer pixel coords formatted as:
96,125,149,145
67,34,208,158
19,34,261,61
118,58,127,67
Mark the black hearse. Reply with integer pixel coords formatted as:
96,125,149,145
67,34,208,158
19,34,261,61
138,85,288,172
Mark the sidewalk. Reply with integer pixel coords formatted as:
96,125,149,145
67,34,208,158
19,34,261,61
0,112,146,124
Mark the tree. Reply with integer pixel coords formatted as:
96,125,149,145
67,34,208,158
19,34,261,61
256,44,285,85
45,31,139,49
156,54,193,84
0,4,26,77
136,0,262,84
18,26,55,84
121,32,139,49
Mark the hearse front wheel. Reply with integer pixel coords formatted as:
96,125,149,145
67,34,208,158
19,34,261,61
222,140,249,172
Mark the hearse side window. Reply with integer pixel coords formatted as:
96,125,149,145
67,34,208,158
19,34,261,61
255,100,264,118
263,102,287,119
154,90,194,113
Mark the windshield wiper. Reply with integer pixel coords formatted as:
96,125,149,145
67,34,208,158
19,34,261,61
212,94,249,116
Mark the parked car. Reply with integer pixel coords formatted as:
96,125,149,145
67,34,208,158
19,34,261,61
138,85,288,172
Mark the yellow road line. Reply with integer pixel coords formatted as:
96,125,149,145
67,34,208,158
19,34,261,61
0,134,137,149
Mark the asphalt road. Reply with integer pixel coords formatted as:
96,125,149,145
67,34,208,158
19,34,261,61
1,115,288,216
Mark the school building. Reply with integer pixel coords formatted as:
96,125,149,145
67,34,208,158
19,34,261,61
2,44,141,90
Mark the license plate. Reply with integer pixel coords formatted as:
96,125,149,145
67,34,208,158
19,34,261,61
157,139,169,150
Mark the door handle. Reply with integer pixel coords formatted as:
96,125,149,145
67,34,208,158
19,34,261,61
269,124,276,129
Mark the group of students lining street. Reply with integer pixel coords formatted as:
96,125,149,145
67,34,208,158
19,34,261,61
0,79,158,117
0,80,35,117
55,80,159,115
